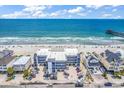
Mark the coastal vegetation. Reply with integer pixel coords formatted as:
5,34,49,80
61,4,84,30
113,72,121,79
102,72,108,79
120,70,124,76
23,69,31,79
6,67,15,81
113,70,124,79
7,67,14,76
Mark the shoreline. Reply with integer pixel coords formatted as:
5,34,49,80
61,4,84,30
0,36,124,45
0,43,124,45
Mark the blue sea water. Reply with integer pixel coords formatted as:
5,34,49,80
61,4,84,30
0,19,124,45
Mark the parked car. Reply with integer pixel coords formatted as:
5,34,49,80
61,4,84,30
78,74,83,79
76,67,81,73
66,66,69,70
64,71,69,76
75,82,83,87
44,76,49,80
31,73,36,78
121,83,124,86
43,72,49,77
50,73,57,80
47,84,53,88
104,82,112,87
26,76,32,81
99,66,106,73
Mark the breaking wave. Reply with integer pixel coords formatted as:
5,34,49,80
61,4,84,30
0,36,123,45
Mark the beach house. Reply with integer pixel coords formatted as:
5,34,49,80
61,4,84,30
0,49,15,72
13,56,31,72
84,53,102,74
100,49,124,72
0,56,16,72
0,50,13,59
34,48,80,74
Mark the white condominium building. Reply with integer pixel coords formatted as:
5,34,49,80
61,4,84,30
34,48,80,74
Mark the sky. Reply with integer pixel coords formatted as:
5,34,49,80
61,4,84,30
0,5,124,19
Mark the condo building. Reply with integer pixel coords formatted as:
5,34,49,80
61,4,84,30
34,48,80,74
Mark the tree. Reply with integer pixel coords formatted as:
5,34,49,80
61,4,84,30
102,72,107,79
113,72,121,79
7,67,14,76
23,69,30,78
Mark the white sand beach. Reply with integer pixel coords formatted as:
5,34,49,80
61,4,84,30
0,44,123,56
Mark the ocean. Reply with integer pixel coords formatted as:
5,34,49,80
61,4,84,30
0,19,124,45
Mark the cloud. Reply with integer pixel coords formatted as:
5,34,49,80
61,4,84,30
86,5,104,9
101,13,122,19
32,11,47,18
49,7,86,18
49,9,67,17
68,7,84,14
68,15,72,18
47,5,52,9
112,5,120,7
1,5,67,18
0,5,123,19
23,5,48,18
77,13,86,16
67,6,87,17
88,10,92,13
50,12,59,17
1,5,48,18
102,13,112,17
114,16,121,19
112,9,117,12
23,5,46,13
1,11,29,18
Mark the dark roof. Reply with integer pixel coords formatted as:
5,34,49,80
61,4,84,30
2,50,13,56
0,50,13,58
105,49,122,63
0,56,16,65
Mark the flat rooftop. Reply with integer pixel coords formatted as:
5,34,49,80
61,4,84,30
65,48,78,56
0,56,16,65
36,48,78,62
13,56,31,65
47,52,66,61
36,48,78,56
36,48,50,56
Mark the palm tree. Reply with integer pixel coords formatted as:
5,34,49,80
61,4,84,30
23,69,30,78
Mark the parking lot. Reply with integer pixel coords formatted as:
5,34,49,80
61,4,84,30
56,66,78,81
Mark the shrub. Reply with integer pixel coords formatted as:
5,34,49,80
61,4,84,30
6,75,14,82
7,67,14,76
102,72,108,79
